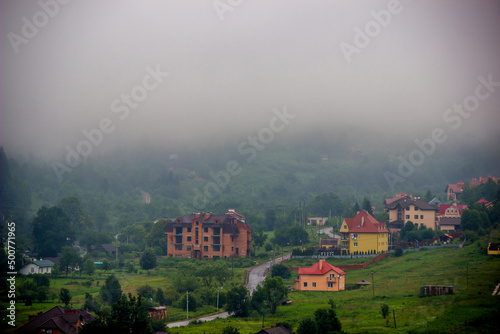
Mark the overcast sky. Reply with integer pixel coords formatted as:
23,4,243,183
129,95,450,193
1,0,500,160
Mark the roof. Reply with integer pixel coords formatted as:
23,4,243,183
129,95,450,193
437,204,468,216
298,260,345,276
384,193,409,207
439,217,461,226
26,260,54,268
476,198,489,204
429,197,442,206
320,238,338,246
15,306,93,334
446,182,464,194
343,210,389,234
356,280,371,285
100,244,116,253
385,198,437,211
165,210,249,233
257,326,293,334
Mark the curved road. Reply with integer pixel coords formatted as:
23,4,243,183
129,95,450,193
166,254,291,328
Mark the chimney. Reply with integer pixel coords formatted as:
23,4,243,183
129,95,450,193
319,259,323,270
361,216,364,226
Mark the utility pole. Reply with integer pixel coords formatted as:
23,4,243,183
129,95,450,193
371,271,375,298
393,309,397,328
186,291,189,320
217,286,220,311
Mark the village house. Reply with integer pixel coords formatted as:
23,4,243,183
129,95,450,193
320,238,338,249
385,196,437,230
164,209,251,259
436,203,467,231
294,259,345,291
15,305,93,334
20,259,54,275
340,210,389,255
307,217,328,226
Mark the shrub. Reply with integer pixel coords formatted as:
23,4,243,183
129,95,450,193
381,304,390,319
271,263,291,279
394,247,403,257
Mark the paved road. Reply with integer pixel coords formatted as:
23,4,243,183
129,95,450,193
166,254,290,328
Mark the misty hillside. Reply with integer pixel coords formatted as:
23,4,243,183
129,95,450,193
3,131,499,237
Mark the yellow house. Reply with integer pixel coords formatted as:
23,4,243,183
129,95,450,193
385,197,437,230
294,260,345,291
487,243,500,255
340,210,389,255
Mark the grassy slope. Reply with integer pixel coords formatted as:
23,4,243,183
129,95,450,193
169,242,500,334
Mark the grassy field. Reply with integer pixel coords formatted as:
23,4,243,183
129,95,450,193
168,239,500,334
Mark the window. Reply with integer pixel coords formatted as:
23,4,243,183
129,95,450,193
204,227,208,233
186,246,192,251
187,227,192,232
204,236,209,242
175,227,183,234
406,215,410,219
213,245,220,252
187,236,191,242
312,282,316,288
204,255,208,258
330,274,335,280
414,207,419,211
236,247,239,255
420,215,424,219
175,245,182,251
354,242,358,247
414,215,418,219
304,282,308,287
328,282,333,288
213,227,220,235
203,246,208,251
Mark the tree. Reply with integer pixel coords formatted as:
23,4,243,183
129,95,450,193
461,210,480,231
144,219,168,254
252,227,267,252
362,197,373,215
102,259,112,272
84,292,100,313
60,246,81,276
424,189,433,202
35,286,49,303
137,285,155,300
58,197,95,232
99,274,122,305
176,292,197,311
59,288,71,307
81,294,153,334
221,326,240,334
314,307,342,334
225,285,250,317
308,192,344,217
32,206,73,257
140,249,157,270
155,288,166,306
381,304,390,319
252,276,288,314
270,263,291,279
83,257,95,276
297,317,317,334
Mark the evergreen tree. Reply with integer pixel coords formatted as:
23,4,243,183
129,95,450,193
99,274,122,305
32,206,73,257
140,248,157,270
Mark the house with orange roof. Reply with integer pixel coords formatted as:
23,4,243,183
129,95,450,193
340,210,389,255
294,259,345,291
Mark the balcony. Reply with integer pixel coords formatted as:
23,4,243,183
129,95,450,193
327,277,337,283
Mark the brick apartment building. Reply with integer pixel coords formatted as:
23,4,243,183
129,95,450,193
164,209,251,259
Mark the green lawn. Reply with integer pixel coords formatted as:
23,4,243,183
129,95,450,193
168,241,500,334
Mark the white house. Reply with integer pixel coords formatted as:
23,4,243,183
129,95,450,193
20,260,55,275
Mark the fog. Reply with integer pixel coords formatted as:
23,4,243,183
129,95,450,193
1,0,500,161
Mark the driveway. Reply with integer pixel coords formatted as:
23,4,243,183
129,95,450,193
318,226,340,239
166,254,290,328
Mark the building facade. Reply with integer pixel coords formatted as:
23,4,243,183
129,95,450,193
385,197,437,230
340,210,389,255
294,260,345,291
164,209,251,259
19,260,54,275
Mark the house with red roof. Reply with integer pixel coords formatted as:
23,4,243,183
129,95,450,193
294,259,345,291
15,305,93,334
446,176,499,201
340,210,389,255
385,197,437,231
